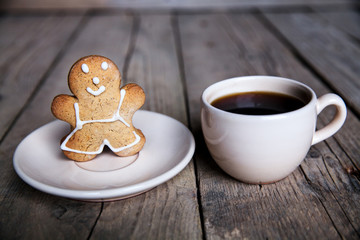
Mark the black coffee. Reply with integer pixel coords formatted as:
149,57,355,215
211,91,306,115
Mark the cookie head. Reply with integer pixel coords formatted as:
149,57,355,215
68,55,121,99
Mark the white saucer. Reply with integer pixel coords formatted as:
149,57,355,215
13,110,195,201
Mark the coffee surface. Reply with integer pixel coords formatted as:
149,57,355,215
211,91,306,115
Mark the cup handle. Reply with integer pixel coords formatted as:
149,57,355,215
312,93,347,145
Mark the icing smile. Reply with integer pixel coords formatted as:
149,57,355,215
87,85,106,96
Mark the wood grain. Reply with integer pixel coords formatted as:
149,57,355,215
264,11,360,117
312,8,360,40
0,15,83,140
0,13,201,239
90,14,202,239
0,14,135,239
178,12,360,239
0,0,354,10
124,14,188,123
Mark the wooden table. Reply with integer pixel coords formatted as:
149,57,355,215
1,0,359,239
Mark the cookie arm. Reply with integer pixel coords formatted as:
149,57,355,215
51,94,77,128
120,83,146,114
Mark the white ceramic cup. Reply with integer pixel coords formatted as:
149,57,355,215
201,76,347,184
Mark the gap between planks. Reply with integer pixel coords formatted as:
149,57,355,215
0,13,89,144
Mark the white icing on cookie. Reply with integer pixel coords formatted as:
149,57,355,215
101,62,108,70
92,77,100,84
87,86,106,96
61,89,139,154
81,63,89,73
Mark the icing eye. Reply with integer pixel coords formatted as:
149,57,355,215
101,62,108,70
93,77,100,84
81,63,89,73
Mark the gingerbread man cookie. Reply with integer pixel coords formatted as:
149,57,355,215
51,55,146,161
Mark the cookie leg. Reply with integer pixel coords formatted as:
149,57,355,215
113,129,146,157
63,150,97,162
61,124,104,161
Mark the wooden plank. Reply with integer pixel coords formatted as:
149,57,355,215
0,0,354,11
178,13,360,239
0,14,135,239
124,14,188,123
90,14,202,239
312,8,360,40
0,14,84,140
264,11,360,116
